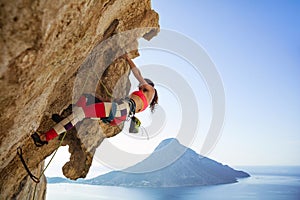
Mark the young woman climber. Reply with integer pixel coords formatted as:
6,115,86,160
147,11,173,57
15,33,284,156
31,54,158,147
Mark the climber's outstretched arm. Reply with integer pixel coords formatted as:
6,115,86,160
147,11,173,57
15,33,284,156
124,55,147,85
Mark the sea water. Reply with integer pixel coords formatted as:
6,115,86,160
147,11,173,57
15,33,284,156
46,167,300,200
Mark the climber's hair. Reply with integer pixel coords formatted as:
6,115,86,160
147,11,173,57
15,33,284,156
150,88,158,113
144,78,158,113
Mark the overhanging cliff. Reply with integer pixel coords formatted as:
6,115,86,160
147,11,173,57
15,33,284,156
0,0,159,199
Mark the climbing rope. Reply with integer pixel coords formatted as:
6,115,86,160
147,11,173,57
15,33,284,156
16,131,67,199
17,147,40,183
99,79,114,98
140,126,150,140
31,131,67,200
94,70,114,99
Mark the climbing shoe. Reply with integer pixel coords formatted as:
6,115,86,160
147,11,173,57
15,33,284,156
31,132,48,147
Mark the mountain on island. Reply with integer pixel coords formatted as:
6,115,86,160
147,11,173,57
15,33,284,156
81,138,250,187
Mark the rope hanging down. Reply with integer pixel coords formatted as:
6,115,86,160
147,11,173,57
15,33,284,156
17,131,68,185
32,131,67,200
17,147,40,183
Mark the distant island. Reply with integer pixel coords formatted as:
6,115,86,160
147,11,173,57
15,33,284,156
48,138,250,187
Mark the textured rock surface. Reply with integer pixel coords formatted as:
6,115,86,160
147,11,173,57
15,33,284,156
0,0,159,199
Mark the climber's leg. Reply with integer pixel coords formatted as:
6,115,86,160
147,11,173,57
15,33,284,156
32,95,132,146
44,106,86,141
44,101,113,141
82,102,112,119
75,94,112,119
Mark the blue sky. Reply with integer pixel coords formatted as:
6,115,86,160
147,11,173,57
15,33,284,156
150,0,300,166
45,0,300,178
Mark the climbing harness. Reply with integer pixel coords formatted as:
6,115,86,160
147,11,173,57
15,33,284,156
17,147,40,183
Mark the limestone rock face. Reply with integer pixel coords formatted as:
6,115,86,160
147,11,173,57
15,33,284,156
0,0,159,199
